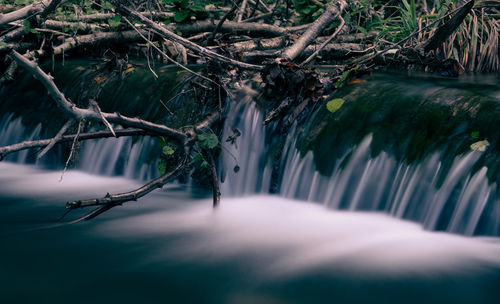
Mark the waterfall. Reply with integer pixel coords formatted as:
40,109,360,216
0,114,159,180
219,101,500,237
1,67,499,237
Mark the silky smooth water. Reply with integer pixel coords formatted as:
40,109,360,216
0,163,500,303
1,65,500,302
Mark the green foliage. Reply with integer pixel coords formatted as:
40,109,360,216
162,0,207,23
107,15,121,28
293,0,325,23
23,19,39,34
326,98,345,113
157,136,177,174
101,1,115,10
399,0,417,36
157,158,168,174
162,145,175,155
197,131,219,150
335,66,359,88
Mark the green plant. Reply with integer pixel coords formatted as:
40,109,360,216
162,0,207,23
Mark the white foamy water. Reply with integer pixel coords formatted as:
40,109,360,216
98,195,500,278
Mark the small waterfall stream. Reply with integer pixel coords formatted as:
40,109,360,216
1,66,500,303
1,66,499,237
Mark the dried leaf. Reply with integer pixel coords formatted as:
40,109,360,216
470,140,489,152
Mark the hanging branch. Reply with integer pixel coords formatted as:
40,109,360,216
10,50,187,140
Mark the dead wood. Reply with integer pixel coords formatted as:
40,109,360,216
421,0,475,52
0,0,52,26
65,158,188,222
0,128,149,161
117,4,264,71
280,1,346,61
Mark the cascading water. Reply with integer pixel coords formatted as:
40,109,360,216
219,72,500,237
1,65,500,303
1,64,499,237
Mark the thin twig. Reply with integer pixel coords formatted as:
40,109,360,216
301,16,345,66
59,119,83,182
37,119,74,160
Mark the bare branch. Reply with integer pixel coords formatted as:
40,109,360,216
280,2,346,61
65,158,188,222
0,0,52,26
0,128,151,161
301,16,345,66
37,119,74,160
10,50,187,140
116,4,265,71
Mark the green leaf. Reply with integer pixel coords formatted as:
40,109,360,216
200,161,209,169
174,11,190,22
159,136,167,147
198,133,219,150
470,131,479,139
157,159,167,174
162,145,175,155
193,153,203,163
470,140,489,152
0,41,8,47
326,98,345,113
101,1,115,10
107,15,121,28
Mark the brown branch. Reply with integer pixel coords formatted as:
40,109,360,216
170,20,307,37
0,0,52,26
36,119,74,160
207,2,239,44
116,4,264,71
422,0,475,52
121,16,216,85
65,157,188,222
301,16,345,66
207,152,220,208
0,128,151,161
237,0,248,22
10,50,187,140
280,1,346,61
357,0,476,66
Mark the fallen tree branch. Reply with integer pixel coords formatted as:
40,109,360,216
357,0,476,66
65,157,188,222
207,1,239,45
301,16,345,66
117,4,264,71
0,128,149,161
169,20,308,37
0,0,51,26
121,16,216,85
52,30,144,56
280,1,346,61
37,119,74,160
422,0,475,52
44,19,110,32
10,50,187,139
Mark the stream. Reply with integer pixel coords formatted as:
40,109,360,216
0,62,499,303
